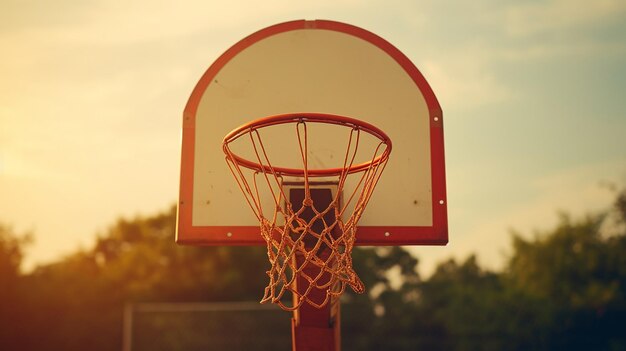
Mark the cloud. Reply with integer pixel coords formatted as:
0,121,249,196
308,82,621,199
419,55,517,113
504,0,626,36
420,53,515,110
415,0,626,111
496,41,626,62
1,0,369,47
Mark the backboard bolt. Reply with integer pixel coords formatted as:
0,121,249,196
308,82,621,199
384,232,391,237
439,200,445,205
226,232,233,238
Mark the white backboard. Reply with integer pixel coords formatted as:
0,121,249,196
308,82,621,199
177,20,447,246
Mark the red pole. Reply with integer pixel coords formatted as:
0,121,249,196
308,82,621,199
291,252,340,351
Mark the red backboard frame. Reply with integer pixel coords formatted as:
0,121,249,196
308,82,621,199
176,20,448,246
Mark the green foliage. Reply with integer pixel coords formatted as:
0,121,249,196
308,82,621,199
415,255,555,351
0,224,30,282
505,209,626,350
0,225,31,345
343,247,422,350
1,189,626,350
2,206,271,350
508,214,619,308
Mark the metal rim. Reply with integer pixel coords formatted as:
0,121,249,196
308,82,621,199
223,113,392,177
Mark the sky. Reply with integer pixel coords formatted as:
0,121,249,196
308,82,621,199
1,0,625,275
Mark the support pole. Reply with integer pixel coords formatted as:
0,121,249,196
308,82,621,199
291,252,341,351
288,185,342,351
122,303,133,351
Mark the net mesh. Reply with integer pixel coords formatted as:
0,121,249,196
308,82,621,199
223,114,391,311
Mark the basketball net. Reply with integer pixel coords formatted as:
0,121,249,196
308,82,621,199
223,113,391,311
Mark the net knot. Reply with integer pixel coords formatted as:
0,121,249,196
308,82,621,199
302,197,313,207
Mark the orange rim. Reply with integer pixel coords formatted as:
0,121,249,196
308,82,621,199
222,113,392,177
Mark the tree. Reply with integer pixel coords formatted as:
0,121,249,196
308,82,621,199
6,189,626,350
504,193,626,351
0,224,30,283
12,206,274,351
340,246,424,351
414,255,533,351
0,225,31,349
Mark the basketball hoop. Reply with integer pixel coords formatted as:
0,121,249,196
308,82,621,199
223,113,392,310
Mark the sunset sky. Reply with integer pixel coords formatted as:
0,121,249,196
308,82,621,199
1,0,625,275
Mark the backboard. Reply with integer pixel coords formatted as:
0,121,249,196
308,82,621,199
176,20,447,246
